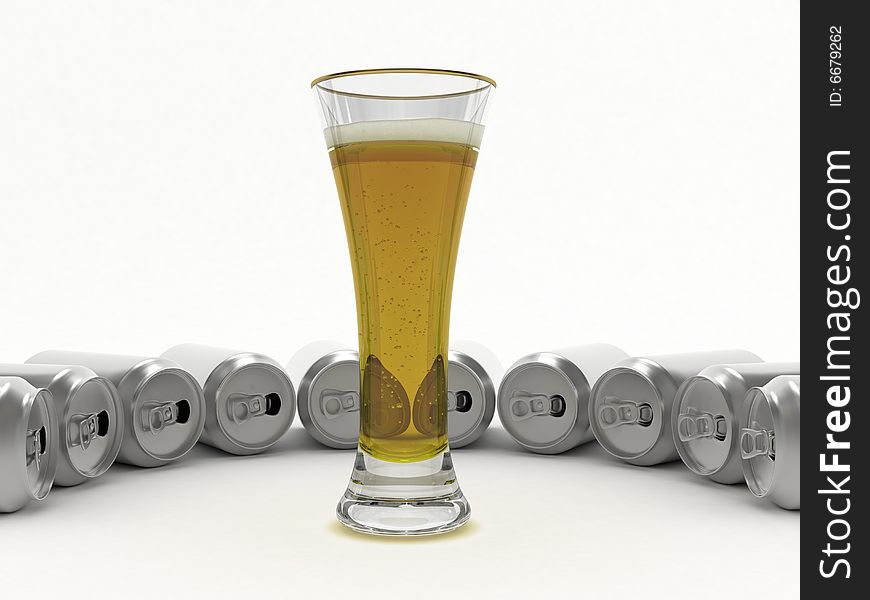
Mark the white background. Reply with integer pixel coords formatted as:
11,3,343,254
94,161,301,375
1,1,799,598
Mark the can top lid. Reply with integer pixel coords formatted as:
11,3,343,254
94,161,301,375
208,354,296,451
497,353,586,451
298,350,360,449
125,361,205,462
673,377,733,476
60,368,124,478
589,363,669,460
24,388,56,500
741,386,779,497
447,350,495,447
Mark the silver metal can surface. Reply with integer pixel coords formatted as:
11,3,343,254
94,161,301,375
288,340,502,449
673,362,800,484
161,344,296,455
445,341,502,448
287,341,361,449
741,375,800,510
497,344,629,454
0,377,58,512
588,350,762,466
28,351,206,468
0,364,123,486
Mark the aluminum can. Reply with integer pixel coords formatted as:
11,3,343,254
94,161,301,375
0,377,57,512
445,340,502,448
673,362,800,483
28,351,205,467
162,344,296,455
287,340,360,449
741,375,800,509
497,344,629,454
288,340,502,449
589,350,761,466
0,364,123,486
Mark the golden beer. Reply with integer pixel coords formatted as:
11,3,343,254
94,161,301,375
328,119,481,462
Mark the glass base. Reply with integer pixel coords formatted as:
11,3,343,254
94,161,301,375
336,449,471,536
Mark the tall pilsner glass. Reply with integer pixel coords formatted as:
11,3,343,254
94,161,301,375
312,69,494,535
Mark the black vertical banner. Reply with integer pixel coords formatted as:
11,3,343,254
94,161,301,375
802,1,867,596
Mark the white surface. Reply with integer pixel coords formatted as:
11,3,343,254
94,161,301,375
0,0,799,597
0,424,799,598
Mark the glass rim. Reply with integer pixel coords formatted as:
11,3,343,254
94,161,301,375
311,68,496,100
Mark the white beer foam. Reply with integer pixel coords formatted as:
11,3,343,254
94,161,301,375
324,118,484,149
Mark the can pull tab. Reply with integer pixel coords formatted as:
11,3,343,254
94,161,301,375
25,426,47,469
320,389,360,420
141,400,190,435
509,392,566,421
228,393,277,425
740,423,776,460
447,391,473,413
69,413,100,450
598,396,653,429
677,407,727,442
